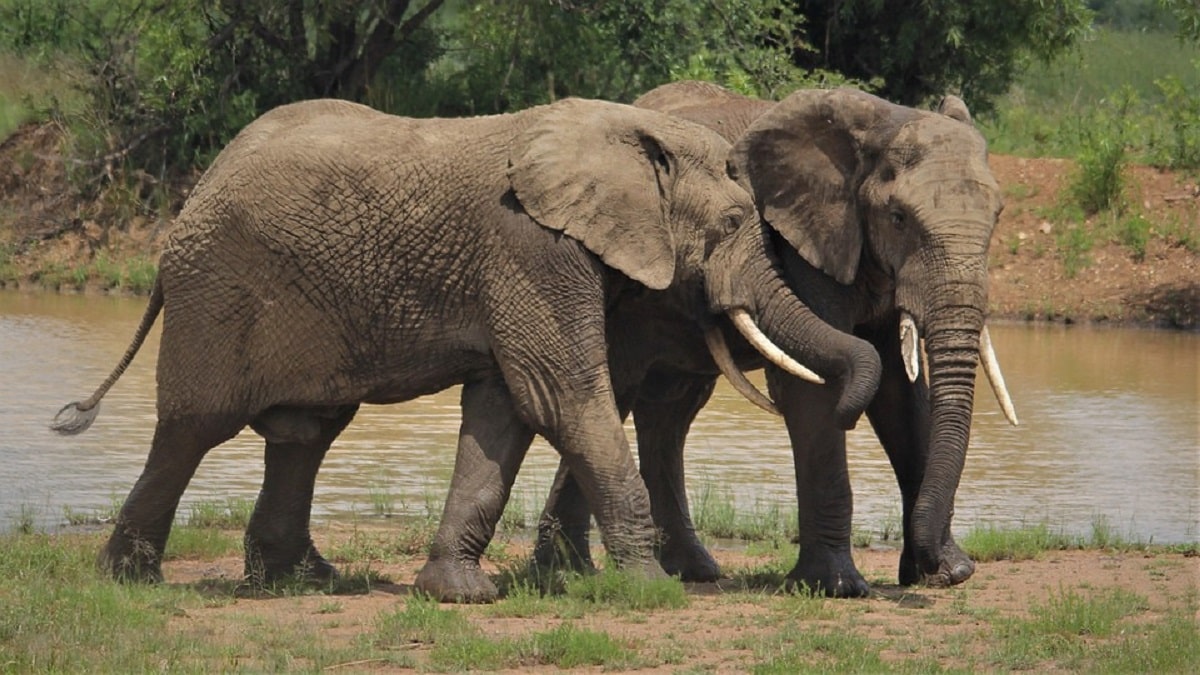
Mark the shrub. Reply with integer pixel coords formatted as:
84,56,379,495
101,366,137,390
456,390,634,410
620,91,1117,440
1068,87,1137,215
1151,72,1200,169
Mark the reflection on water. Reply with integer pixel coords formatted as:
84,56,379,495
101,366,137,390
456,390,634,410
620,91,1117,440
1,292,1196,543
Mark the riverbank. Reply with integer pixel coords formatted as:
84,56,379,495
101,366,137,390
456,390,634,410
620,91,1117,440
2,122,1197,328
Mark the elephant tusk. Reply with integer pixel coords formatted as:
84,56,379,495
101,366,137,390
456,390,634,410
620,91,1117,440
980,326,1019,426
899,312,920,384
727,309,825,385
703,322,780,416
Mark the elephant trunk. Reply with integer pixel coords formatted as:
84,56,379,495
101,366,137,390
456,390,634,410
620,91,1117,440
709,222,881,429
904,264,988,577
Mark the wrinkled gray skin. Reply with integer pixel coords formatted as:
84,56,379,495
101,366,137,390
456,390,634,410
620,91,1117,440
537,82,1003,595
51,97,863,603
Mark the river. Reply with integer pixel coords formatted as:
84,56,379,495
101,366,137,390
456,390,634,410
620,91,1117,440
1,292,1196,543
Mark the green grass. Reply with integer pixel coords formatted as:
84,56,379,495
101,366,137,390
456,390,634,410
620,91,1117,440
691,482,798,542
184,497,254,529
983,28,1200,167
987,587,1164,670
743,630,891,673
962,518,1152,562
372,595,639,670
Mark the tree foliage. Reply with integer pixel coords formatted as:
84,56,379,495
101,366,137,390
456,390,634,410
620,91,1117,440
0,0,1102,181
1158,0,1200,42
788,0,1093,110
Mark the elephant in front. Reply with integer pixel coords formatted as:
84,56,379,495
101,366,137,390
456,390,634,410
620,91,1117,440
51,96,877,603
537,82,1018,595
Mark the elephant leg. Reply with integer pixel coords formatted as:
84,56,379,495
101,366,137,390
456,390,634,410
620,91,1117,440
767,367,870,598
532,375,719,581
858,323,973,587
244,404,358,584
545,396,662,578
632,375,720,581
102,413,244,581
415,377,535,603
533,462,596,572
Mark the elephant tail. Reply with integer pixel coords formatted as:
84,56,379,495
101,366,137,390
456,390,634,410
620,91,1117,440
50,278,165,435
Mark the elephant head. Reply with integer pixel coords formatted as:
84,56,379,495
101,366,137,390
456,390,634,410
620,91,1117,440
507,98,880,422
730,87,1016,580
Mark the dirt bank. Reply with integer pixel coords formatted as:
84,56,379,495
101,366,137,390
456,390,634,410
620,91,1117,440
2,122,1197,328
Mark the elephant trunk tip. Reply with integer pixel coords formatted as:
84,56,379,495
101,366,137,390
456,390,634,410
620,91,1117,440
50,401,100,435
833,342,883,430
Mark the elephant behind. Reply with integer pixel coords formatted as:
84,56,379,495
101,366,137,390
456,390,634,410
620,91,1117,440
538,82,1018,595
51,96,871,603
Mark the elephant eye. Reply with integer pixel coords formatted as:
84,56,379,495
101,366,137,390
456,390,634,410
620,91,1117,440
890,210,907,229
724,213,741,233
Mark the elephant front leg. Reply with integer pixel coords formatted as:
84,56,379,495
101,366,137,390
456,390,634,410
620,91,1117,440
415,378,535,603
859,324,973,587
768,368,870,598
544,396,665,580
244,405,358,585
632,375,721,581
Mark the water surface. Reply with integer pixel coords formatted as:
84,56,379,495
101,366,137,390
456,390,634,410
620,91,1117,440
1,292,1195,543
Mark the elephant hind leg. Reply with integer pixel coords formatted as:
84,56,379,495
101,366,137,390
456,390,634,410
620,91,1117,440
633,375,721,582
244,405,358,585
416,377,535,603
103,413,246,582
533,462,597,573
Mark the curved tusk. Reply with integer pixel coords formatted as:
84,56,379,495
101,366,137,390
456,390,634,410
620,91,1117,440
728,309,825,385
703,323,780,416
899,312,920,383
980,326,1019,426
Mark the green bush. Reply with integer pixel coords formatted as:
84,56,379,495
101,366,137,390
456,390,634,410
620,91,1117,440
1057,225,1096,278
1151,72,1200,169
1067,87,1137,215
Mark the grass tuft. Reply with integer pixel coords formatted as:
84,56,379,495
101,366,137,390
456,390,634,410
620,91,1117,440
184,497,254,529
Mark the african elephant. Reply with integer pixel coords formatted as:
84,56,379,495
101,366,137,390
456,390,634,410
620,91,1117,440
51,96,878,603
536,82,1017,595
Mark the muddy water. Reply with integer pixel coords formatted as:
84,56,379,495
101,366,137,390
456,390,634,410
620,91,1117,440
1,292,1196,542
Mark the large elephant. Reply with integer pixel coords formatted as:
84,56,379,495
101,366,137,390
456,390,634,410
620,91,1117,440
50,96,877,603
536,82,1017,595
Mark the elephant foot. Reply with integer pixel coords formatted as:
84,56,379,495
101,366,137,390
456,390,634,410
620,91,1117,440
244,538,339,586
787,544,870,598
414,557,498,603
658,536,721,582
611,556,671,582
100,534,164,583
533,519,596,573
899,538,975,587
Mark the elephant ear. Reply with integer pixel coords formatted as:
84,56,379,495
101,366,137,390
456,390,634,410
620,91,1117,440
936,94,974,125
730,88,891,285
509,98,680,290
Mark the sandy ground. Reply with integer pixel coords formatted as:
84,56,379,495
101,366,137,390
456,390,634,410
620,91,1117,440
154,526,1199,672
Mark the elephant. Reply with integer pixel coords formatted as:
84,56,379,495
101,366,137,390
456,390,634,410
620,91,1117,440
50,96,880,603
535,81,1018,595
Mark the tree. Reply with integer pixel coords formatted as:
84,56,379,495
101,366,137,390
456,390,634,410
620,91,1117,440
788,0,1094,110
1159,0,1200,42
419,0,825,116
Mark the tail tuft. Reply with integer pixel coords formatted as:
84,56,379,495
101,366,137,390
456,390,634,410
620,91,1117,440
50,401,100,435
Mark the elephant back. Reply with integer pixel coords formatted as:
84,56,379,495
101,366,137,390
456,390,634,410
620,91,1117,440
634,81,773,144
